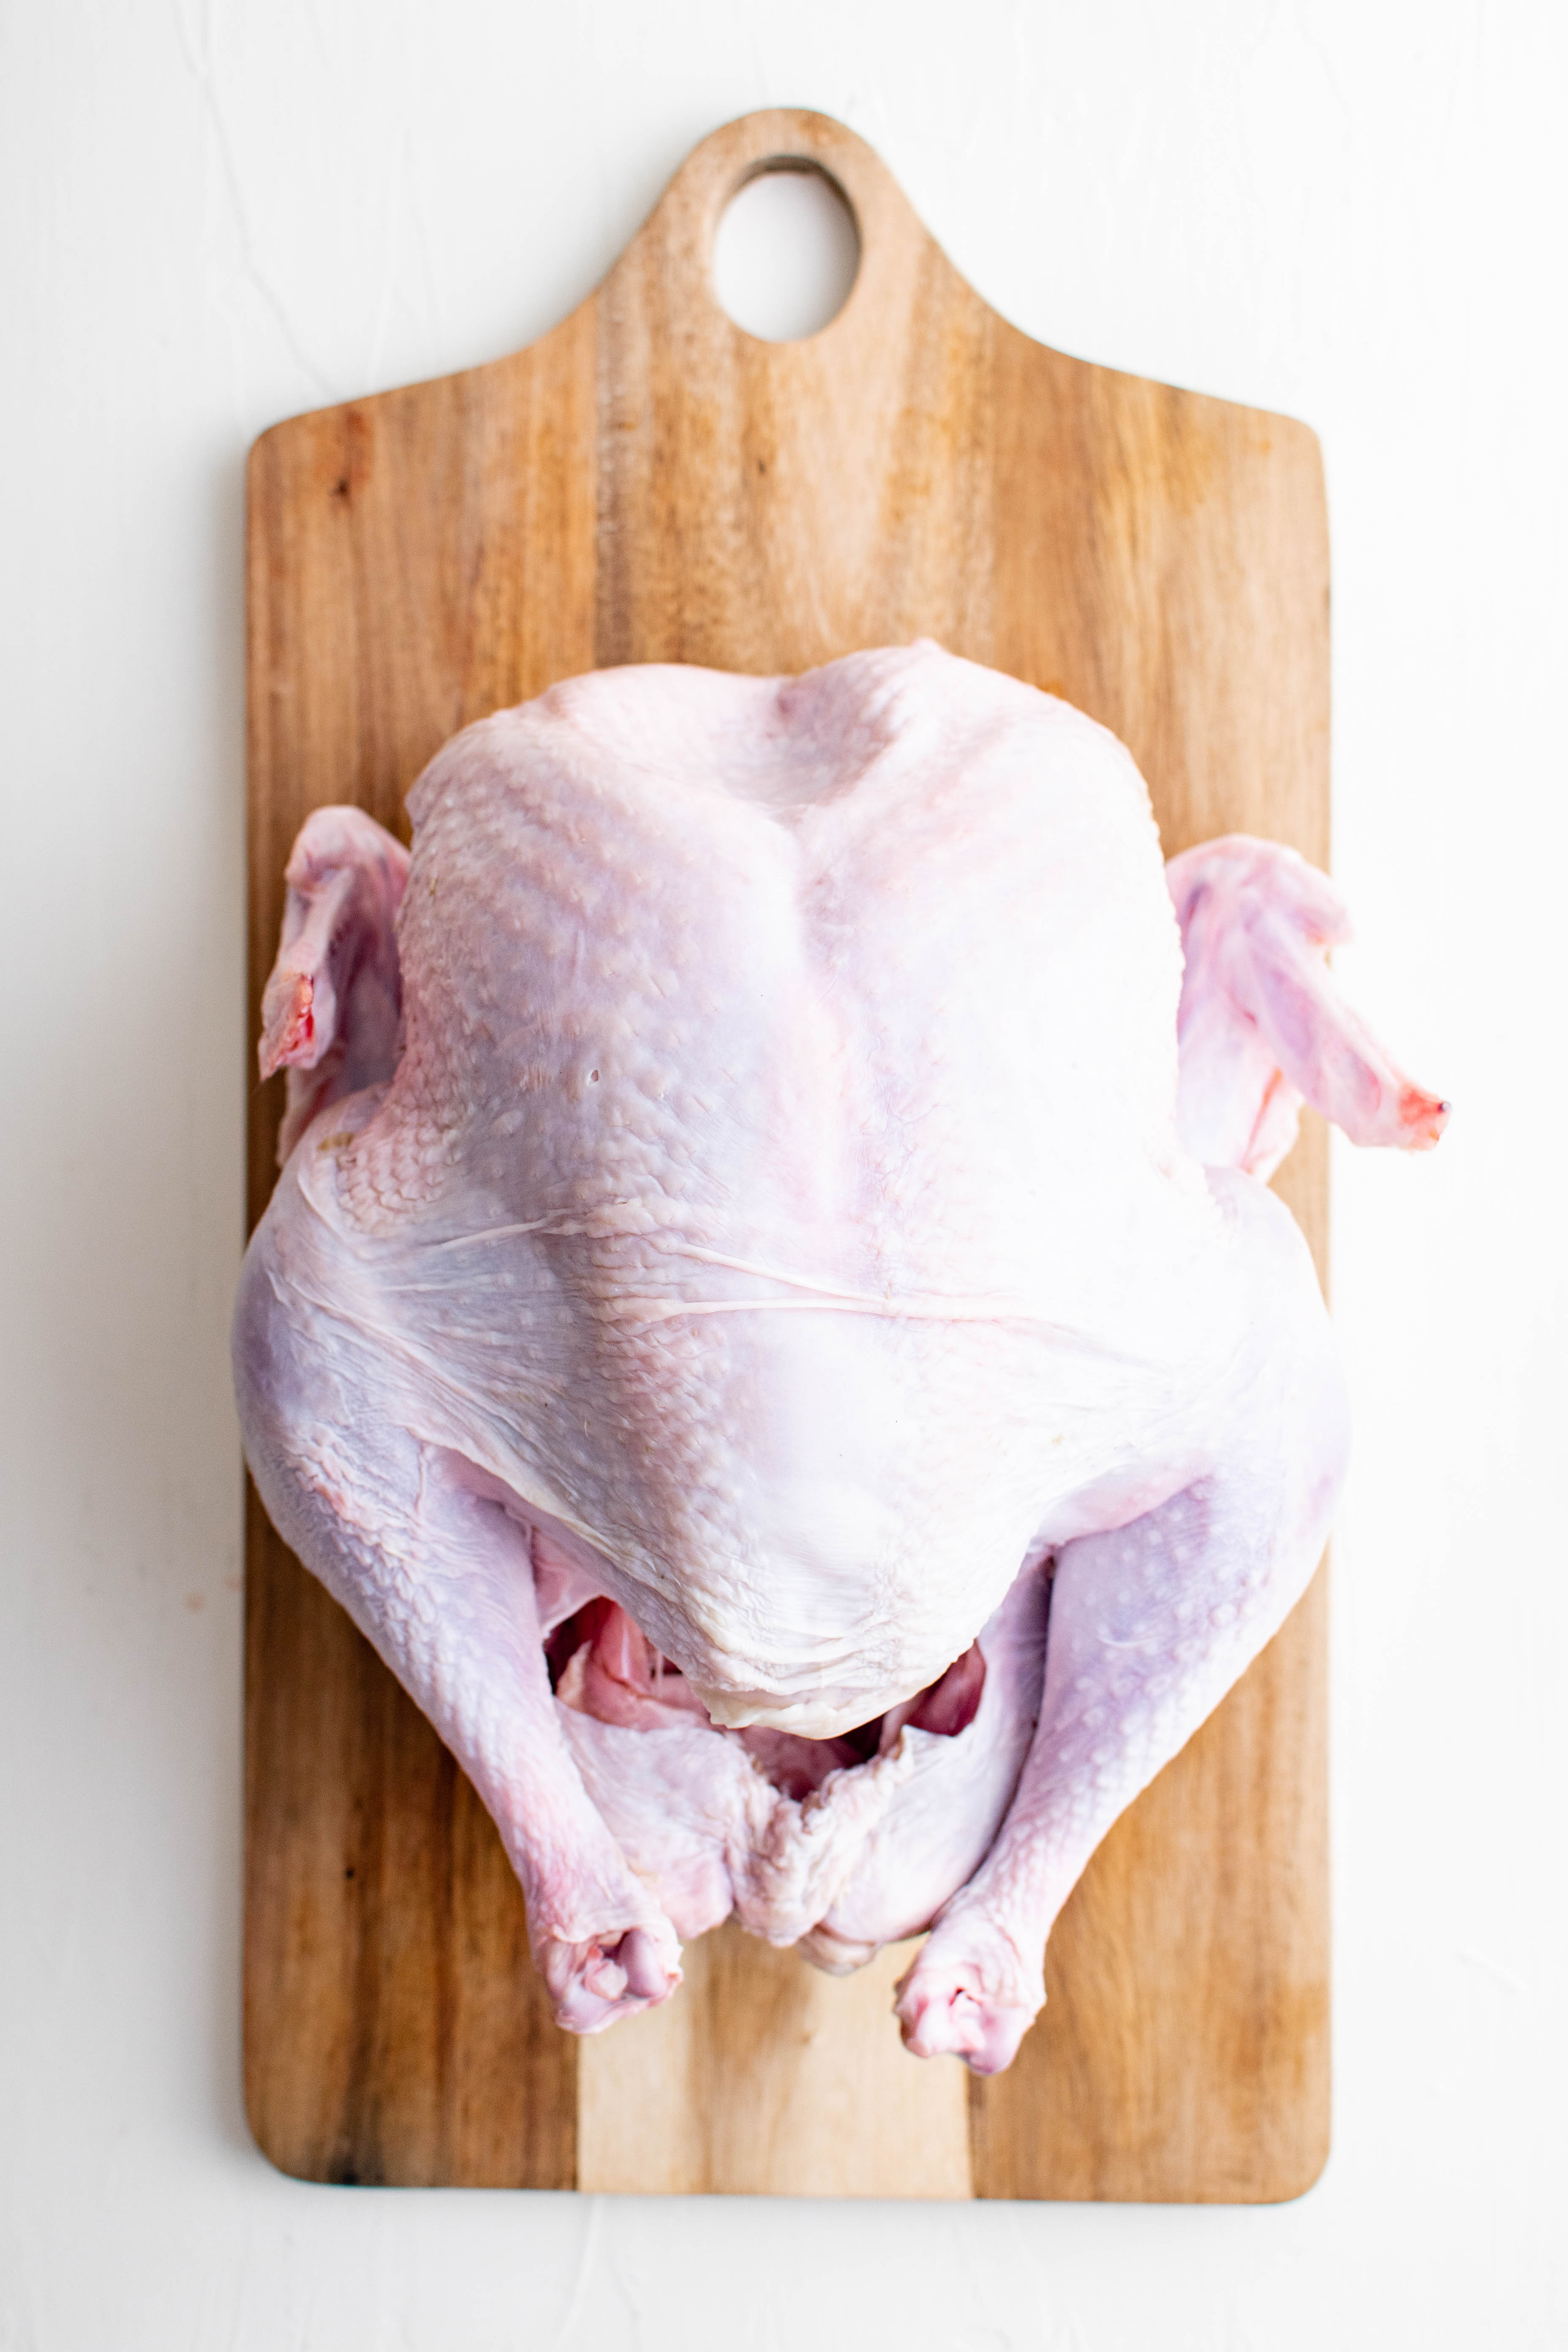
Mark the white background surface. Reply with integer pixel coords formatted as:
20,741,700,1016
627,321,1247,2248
3,1,1564,2344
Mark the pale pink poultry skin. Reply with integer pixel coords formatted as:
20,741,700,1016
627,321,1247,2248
234,643,1446,2071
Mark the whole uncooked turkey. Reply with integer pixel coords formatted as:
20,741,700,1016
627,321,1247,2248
234,642,1445,2073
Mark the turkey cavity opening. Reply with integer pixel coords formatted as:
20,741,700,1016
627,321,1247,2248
548,1598,985,1799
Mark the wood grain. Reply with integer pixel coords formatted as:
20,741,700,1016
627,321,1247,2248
245,108,1330,2200
577,1927,972,2199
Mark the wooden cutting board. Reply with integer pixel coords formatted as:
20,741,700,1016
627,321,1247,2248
244,109,1330,2202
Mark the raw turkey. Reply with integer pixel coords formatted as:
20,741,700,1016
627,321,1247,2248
234,642,1446,2072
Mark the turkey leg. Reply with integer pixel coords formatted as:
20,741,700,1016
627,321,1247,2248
234,1146,683,2033
895,1168,1347,2071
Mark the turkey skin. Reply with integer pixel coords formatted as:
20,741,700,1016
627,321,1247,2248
234,642,1445,2069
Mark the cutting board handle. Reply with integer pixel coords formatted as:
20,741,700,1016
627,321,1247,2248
615,108,926,342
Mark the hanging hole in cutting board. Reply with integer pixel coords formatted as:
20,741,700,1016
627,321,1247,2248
713,161,860,342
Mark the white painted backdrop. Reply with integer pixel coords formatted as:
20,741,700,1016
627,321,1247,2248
3,2,1563,2344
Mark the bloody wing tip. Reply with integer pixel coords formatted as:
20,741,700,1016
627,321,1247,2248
1398,1086,1451,1149
258,972,316,1081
